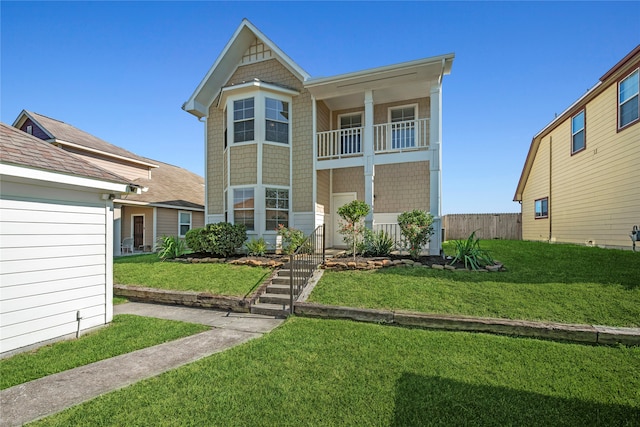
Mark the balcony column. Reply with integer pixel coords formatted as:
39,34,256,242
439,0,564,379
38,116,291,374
429,83,442,255
363,90,375,229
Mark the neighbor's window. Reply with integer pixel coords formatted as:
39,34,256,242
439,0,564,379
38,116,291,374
619,69,639,129
390,106,416,149
233,98,255,143
535,198,548,219
233,188,254,230
265,97,289,143
571,110,585,154
265,188,289,229
179,211,192,237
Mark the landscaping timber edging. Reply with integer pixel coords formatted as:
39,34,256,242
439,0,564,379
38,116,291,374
293,302,640,346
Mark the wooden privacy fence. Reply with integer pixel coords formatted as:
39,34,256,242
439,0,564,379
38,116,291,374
443,213,522,241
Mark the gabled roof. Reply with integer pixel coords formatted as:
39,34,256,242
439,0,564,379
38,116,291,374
118,158,204,210
12,110,157,169
182,19,310,118
0,122,130,185
513,44,640,202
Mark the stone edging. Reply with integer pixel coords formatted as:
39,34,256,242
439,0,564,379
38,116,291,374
323,258,504,272
293,302,640,347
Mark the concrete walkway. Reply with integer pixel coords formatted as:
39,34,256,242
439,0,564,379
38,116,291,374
0,303,283,427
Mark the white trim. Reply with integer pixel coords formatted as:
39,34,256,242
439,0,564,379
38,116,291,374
337,111,364,128
152,207,158,250
113,199,204,211
105,204,114,322
311,95,318,218
387,103,418,123
0,163,129,193
203,116,209,222
618,67,639,130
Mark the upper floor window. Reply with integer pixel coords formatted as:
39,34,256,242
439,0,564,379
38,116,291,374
571,110,585,154
265,188,289,229
535,197,548,219
234,98,254,143
265,97,289,143
233,188,255,231
179,211,192,237
619,69,639,130
390,106,416,149
339,113,362,155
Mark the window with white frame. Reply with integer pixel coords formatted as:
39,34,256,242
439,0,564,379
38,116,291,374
179,211,192,237
233,188,254,230
390,106,416,149
224,190,228,222
339,113,362,155
265,188,289,230
535,198,548,219
619,69,639,130
233,98,255,143
571,110,585,154
265,98,289,143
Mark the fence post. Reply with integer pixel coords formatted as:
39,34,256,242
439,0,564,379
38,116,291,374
289,253,294,314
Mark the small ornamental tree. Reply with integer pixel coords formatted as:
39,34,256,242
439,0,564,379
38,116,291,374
337,200,370,261
397,210,434,260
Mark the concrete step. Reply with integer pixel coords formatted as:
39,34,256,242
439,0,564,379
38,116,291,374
259,293,290,305
267,284,290,294
251,302,290,318
276,269,291,277
272,276,290,285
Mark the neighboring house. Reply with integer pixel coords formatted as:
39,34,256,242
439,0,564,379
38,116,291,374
514,45,640,250
183,19,454,254
12,110,205,254
0,123,135,355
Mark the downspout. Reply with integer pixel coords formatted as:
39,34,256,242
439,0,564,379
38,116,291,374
549,136,552,242
199,116,207,223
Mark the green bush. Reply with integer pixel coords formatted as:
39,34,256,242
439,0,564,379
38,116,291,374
276,224,306,255
397,210,434,260
245,237,268,256
450,231,494,270
185,227,206,252
157,235,186,260
359,229,394,257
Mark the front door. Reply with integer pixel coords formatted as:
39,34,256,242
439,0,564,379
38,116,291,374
133,215,144,249
332,193,356,248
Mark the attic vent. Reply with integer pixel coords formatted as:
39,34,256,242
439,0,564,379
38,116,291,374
241,38,272,64
26,125,33,135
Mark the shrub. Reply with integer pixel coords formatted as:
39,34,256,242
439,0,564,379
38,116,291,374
157,235,186,260
276,224,306,255
449,231,494,270
202,222,247,257
185,227,206,252
397,210,434,260
360,229,394,257
245,237,268,257
337,200,370,261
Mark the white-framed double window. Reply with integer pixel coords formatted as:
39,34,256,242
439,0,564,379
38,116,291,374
389,105,417,149
233,188,255,231
233,98,255,143
178,211,192,237
619,68,639,130
571,110,586,154
226,89,292,146
265,187,289,230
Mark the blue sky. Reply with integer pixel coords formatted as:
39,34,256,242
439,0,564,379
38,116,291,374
2,1,638,214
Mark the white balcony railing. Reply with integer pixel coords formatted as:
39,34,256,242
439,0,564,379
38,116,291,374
317,118,429,160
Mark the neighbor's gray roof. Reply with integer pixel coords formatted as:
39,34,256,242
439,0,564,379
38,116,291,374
121,158,204,209
24,111,156,167
0,123,130,184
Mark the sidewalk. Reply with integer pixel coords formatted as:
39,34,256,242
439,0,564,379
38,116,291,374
0,303,283,427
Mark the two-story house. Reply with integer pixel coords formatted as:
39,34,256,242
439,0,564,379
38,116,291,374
514,45,639,249
12,110,205,254
183,19,453,255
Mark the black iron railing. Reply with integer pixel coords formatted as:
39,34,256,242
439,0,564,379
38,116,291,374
289,225,325,313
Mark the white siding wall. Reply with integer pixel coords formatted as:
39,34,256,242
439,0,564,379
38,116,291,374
1,180,111,355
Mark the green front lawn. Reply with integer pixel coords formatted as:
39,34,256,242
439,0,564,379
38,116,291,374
309,240,640,327
0,315,209,390
114,254,271,296
32,318,640,426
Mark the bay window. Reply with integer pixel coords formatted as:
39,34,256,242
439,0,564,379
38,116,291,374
265,188,289,229
265,97,289,143
233,188,255,230
233,98,254,143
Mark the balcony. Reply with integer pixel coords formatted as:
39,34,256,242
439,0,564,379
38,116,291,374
317,118,430,160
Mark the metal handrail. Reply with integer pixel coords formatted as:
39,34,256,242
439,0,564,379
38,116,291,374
289,225,325,313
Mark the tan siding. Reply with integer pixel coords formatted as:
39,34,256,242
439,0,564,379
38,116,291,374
317,170,330,211
292,89,314,212
522,135,551,241
332,167,365,200
262,144,290,186
374,162,430,213
229,144,257,185
207,104,225,215
156,208,178,238
193,211,205,228
317,101,330,132
63,148,150,180
227,59,303,92
374,98,430,124
120,206,154,248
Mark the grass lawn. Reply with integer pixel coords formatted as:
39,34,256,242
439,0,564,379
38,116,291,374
32,317,640,426
114,254,271,296
0,315,209,390
309,240,640,327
